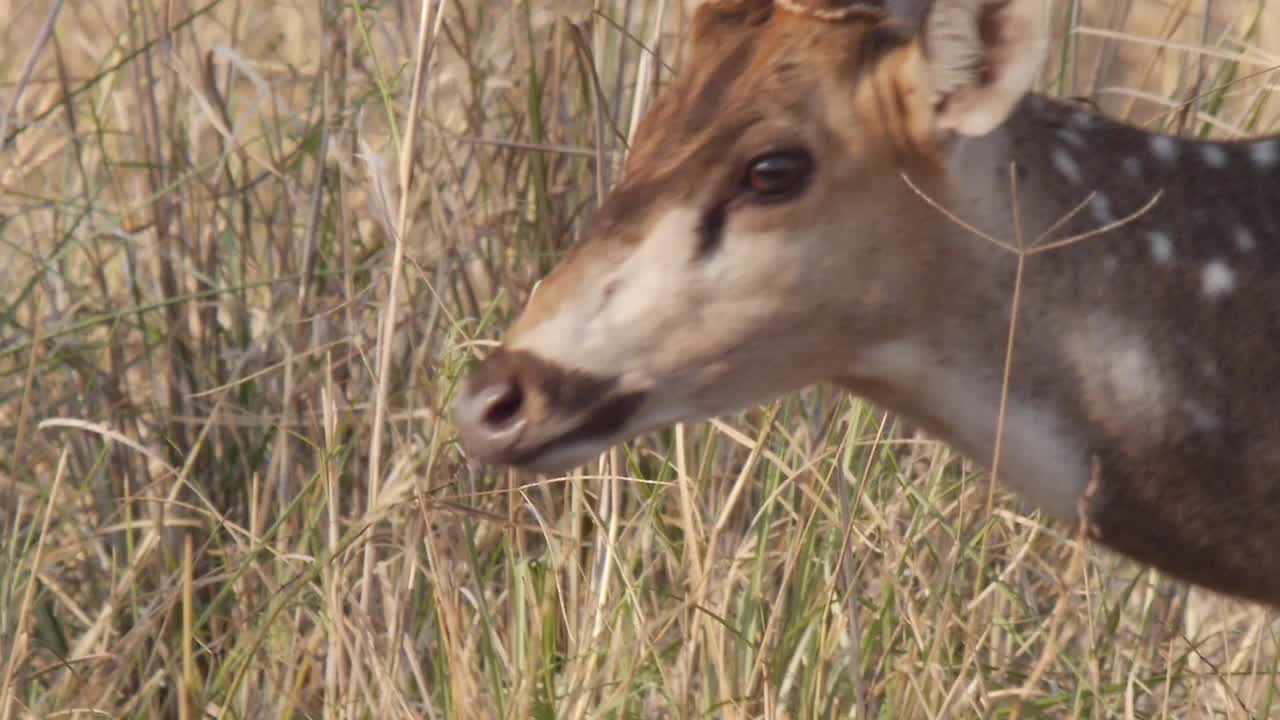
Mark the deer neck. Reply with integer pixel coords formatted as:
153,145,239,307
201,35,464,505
839,94,1280,603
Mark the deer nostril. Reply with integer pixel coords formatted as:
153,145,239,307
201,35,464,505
481,379,524,429
454,353,537,462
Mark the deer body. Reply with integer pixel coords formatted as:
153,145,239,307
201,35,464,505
844,94,1280,601
453,0,1280,605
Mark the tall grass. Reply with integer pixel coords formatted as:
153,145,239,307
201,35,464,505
2,0,1280,717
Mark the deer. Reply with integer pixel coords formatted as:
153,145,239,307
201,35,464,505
451,0,1280,607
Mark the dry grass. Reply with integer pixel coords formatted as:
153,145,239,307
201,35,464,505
3,0,1280,717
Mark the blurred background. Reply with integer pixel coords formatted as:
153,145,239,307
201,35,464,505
3,0,1279,717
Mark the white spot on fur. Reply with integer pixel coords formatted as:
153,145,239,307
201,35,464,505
1200,359,1222,381
1065,317,1174,455
1090,194,1115,224
1111,344,1163,408
1052,148,1082,184
1056,128,1085,148
1183,399,1221,432
1150,135,1179,163
1071,110,1100,129
1123,156,1143,177
1234,225,1257,253
1201,260,1236,297
1148,231,1174,263
1201,144,1228,168
1251,140,1279,168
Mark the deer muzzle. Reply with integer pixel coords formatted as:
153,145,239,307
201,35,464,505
453,348,648,471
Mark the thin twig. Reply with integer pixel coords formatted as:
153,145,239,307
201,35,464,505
362,0,445,612
0,449,68,720
1,0,65,149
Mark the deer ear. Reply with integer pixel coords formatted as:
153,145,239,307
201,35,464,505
915,0,1048,135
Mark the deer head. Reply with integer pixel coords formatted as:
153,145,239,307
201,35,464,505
453,0,1049,472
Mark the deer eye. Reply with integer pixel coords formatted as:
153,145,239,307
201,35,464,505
743,149,814,200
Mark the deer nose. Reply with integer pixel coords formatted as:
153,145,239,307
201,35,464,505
453,351,529,463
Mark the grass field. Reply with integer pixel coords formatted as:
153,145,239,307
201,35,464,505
4,0,1280,717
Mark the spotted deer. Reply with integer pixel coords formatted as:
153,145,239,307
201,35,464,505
452,0,1280,606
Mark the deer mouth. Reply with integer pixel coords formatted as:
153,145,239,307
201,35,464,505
500,390,649,472
453,348,649,473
